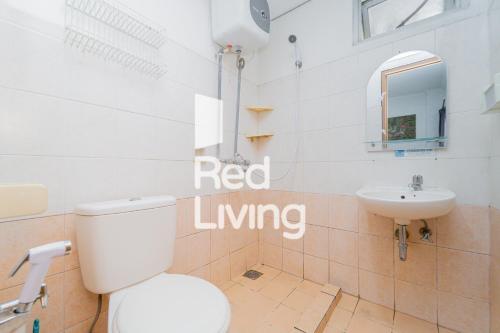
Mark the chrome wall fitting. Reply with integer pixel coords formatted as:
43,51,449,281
419,219,433,242
0,242,71,327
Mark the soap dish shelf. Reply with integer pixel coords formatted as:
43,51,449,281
247,106,274,112
246,133,274,142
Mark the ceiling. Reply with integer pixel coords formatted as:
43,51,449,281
268,0,309,20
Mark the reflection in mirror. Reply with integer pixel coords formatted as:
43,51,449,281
366,50,447,151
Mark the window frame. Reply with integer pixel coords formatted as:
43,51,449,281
356,0,465,41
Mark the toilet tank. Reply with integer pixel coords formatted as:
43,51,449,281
74,196,176,294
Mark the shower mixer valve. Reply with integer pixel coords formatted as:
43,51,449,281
0,241,72,326
221,153,251,171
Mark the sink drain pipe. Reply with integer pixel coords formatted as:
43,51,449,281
398,224,408,261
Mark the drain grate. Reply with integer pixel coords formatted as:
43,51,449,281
243,270,263,280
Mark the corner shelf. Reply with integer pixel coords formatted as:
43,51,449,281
247,106,274,113
246,133,274,142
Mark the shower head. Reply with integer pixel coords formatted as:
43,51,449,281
288,35,302,69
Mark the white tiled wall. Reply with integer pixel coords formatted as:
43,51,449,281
488,2,500,333
489,0,500,209
256,0,493,206
0,1,260,221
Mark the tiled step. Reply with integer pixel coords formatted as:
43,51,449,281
293,284,342,333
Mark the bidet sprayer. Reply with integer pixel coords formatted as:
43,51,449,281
9,241,72,313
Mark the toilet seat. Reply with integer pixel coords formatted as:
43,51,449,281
109,273,231,333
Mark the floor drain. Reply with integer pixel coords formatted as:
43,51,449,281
243,270,263,280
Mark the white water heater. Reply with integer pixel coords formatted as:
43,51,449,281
212,0,270,51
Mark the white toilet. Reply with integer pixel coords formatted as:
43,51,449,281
74,196,231,333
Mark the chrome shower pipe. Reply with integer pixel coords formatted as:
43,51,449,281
216,47,224,157
233,53,245,156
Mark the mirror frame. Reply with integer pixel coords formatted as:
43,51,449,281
381,56,443,142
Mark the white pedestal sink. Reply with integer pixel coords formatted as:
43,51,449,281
356,186,456,260
356,186,456,225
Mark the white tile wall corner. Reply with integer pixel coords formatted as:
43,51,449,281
256,0,494,206
0,2,260,221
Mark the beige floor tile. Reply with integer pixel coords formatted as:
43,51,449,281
295,307,325,333
323,325,344,333
393,312,438,333
326,307,354,331
189,264,211,281
260,280,298,303
338,293,359,312
295,279,324,297
263,304,301,332
354,299,394,328
234,274,273,291
242,292,281,316
282,290,316,313
438,327,458,333
228,302,265,333
347,315,392,333
225,284,258,305
274,272,303,286
220,280,237,291
252,264,282,280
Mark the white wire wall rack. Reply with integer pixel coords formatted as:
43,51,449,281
65,0,167,79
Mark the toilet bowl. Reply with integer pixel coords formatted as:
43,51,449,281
109,274,230,333
74,196,230,333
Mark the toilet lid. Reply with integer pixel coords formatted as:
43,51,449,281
113,274,230,333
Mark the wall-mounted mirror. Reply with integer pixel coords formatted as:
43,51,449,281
365,50,447,151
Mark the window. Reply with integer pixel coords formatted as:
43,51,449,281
359,0,458,40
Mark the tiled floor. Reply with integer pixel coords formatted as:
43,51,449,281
224,264,458,333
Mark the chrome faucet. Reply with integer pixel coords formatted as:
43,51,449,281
410,175,423,191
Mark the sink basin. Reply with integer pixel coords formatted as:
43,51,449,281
356,186,456,225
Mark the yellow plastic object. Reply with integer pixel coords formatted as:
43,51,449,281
0,184,48,219
246,106,273,112
246,133,274,142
